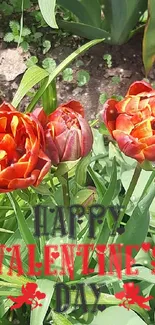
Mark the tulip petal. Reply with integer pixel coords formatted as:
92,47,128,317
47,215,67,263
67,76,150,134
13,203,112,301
144,145,155,161
8,175,37,189
0,150,7,161
113,130,146,162
35,161,51,186
25,138,39,177
115,114,134,134
0,162,28,180
0,117,7,132
131,119,152,139
31,107,48,127
126,81,153,96
78,115,93,156
45,130,60,165
62,130,80,161
11,115,19,138
116,97,140,114
0,102,15,112
140,135,155,145
102,99,118,134
61,101,85,117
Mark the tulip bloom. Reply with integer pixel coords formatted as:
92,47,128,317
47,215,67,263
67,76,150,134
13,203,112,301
0,102,51,193
102,81,155,164
43,101,93,165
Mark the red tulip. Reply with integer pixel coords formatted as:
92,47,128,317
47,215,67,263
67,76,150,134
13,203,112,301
102,81,155,164
0,102,51,193
41,101,93,165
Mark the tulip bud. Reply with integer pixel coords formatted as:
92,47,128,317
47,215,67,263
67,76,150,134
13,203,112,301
44,101,93,165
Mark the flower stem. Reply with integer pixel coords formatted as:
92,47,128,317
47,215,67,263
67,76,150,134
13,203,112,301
109,163,142,244
62,172,70,217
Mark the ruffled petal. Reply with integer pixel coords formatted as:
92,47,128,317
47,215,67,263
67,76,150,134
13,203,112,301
144,145,155,161
131,119,152,139
60,100,85,117
0,102,16,112
113,130,146,162
115,114,134,134
126,81,153,96
102,99,118,134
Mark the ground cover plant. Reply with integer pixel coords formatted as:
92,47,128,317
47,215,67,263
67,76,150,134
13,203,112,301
0,1,155,325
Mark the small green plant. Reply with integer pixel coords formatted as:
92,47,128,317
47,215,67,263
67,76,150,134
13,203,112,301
26,56,38,68
112,76,121,84
77,70,90,86
62,68,73,82
99,93,108,104
42,40,51,54
42,58,57,73
76,60,84,68
103,54,112,68
4,20,31,52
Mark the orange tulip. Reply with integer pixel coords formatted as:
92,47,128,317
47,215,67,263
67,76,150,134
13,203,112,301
102,81,155,164
0,102,51,193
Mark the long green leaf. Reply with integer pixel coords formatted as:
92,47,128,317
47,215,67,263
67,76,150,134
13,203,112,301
80,0,101,27
0,264,31,285
7,193,40,261
52,312,72,325
143,0,155,74
58,21,110,41
38,0,58,29
27,38,104,112
116,184,155,249
30,280,54,325
12,66,49,108
57,0,93,25
103,0,147,44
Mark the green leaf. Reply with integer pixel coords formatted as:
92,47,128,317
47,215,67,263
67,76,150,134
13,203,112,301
103,0,147,44
143,0,155,74
55,160,80,177
30,280,55,325
112,76,121,84
22,27,31,36
62,68,73,82
116,184,155,248
57,0,95,25
75,154,91,188
43,40,51,54
12,65,48,108
0,2,13,15
77,70,90,86
38,0,58,29
41,80,57,114
73,188,96,205
42,58,57,73
9,20,20,35
52,312,72,325
14,35,23,43
58,20,110,41
91,307,146,325
99,93,108,104
20,41,29,52
26,56,38,68
27,38,104,112
3,33,14,42
76,60,84,67
80,0,101,27
7,193,40,261
101,157,117,205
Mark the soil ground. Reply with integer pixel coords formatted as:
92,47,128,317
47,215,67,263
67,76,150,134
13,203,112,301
0,32,154,119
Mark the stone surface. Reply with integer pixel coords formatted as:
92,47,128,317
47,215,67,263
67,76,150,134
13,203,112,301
0,48,28,81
